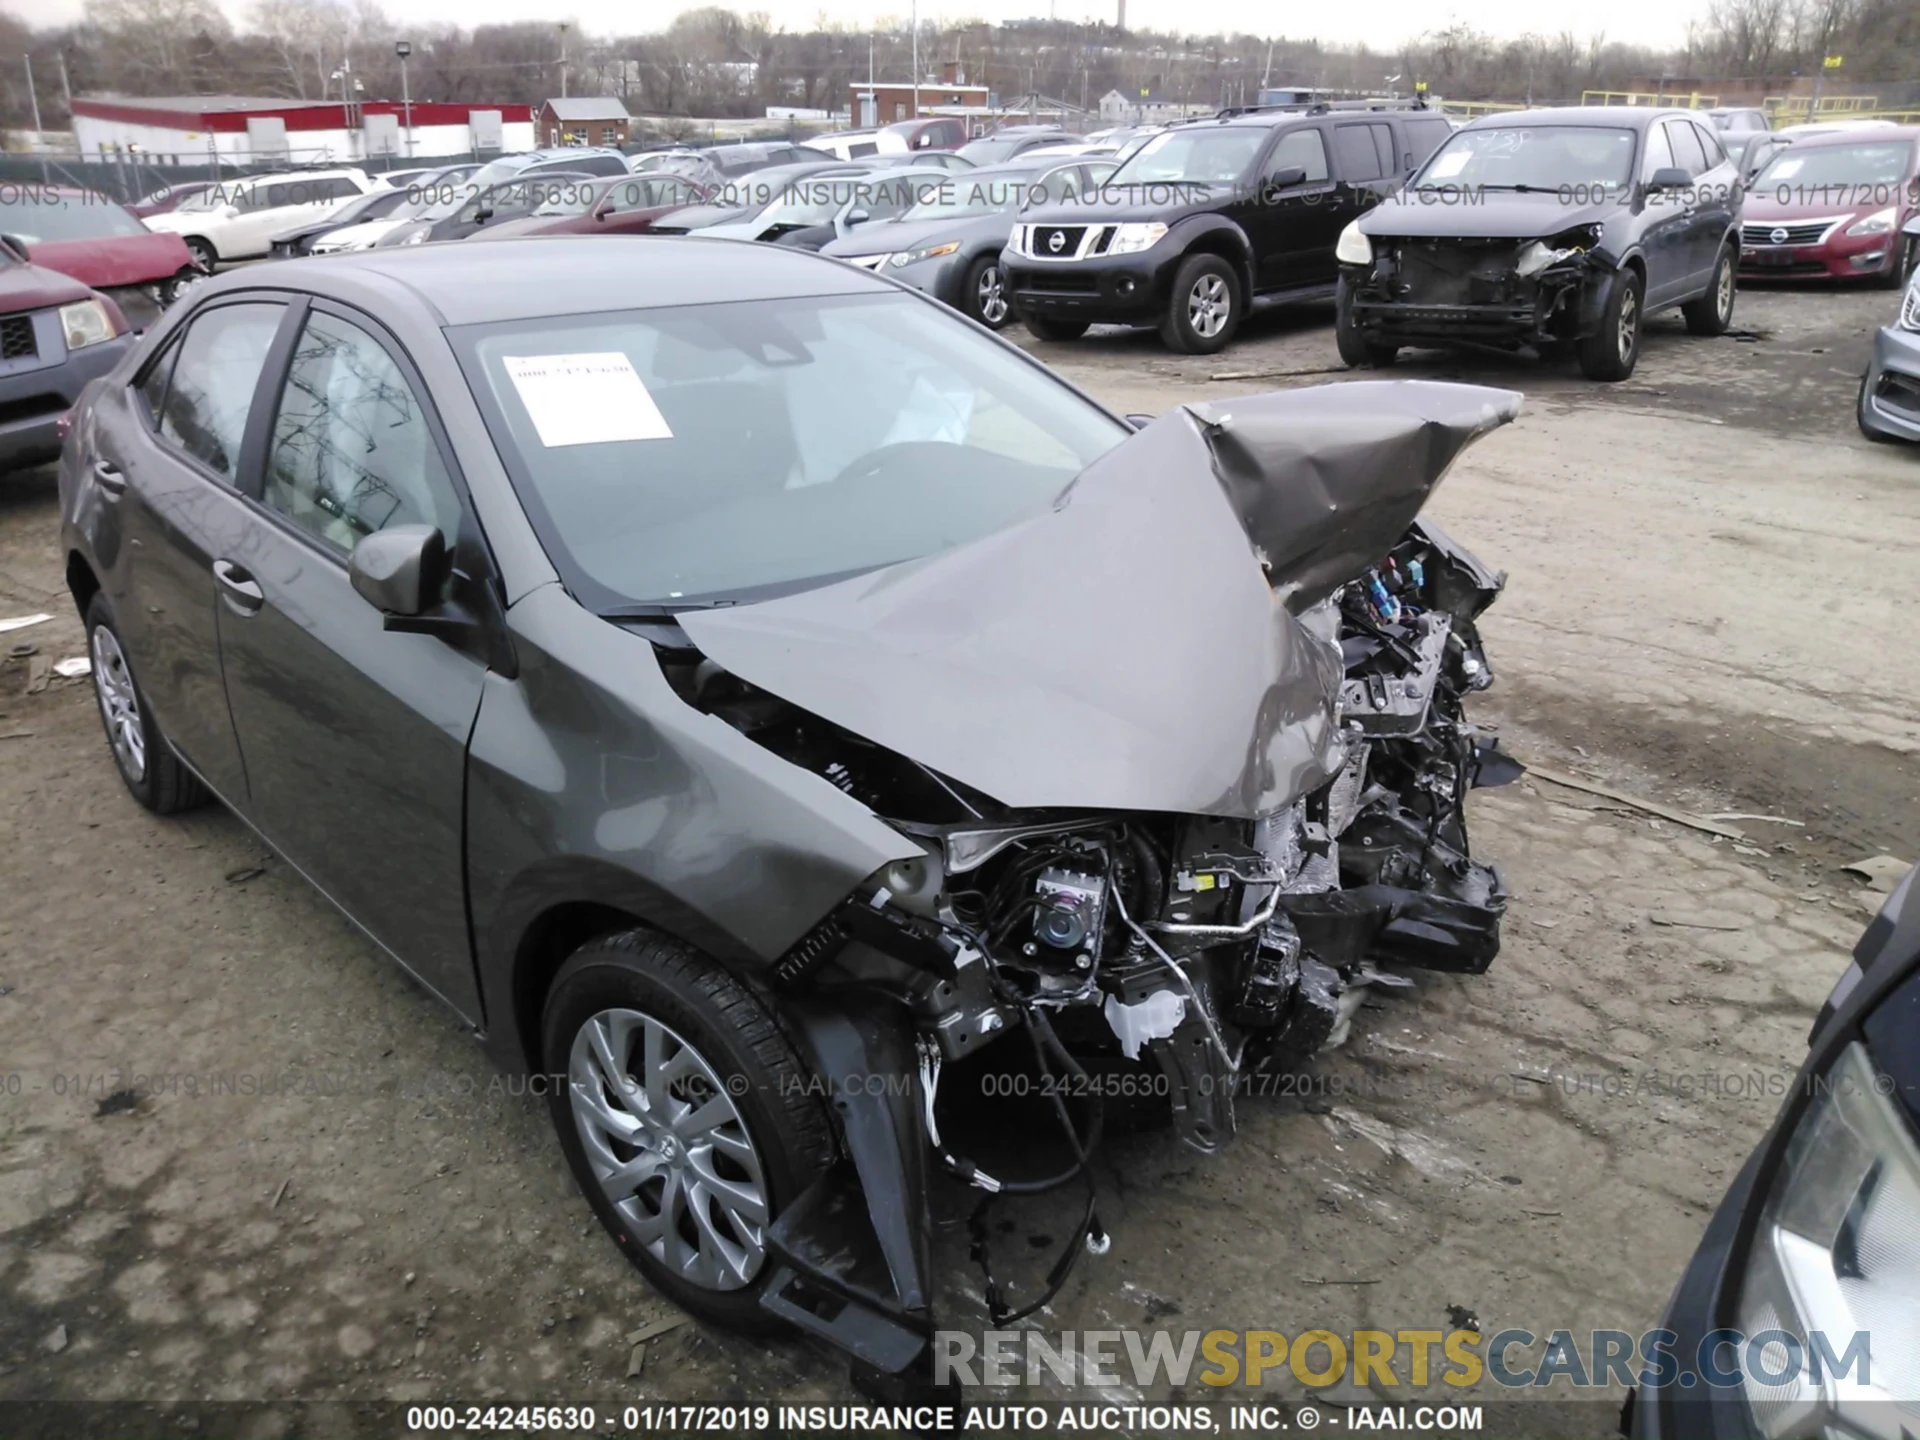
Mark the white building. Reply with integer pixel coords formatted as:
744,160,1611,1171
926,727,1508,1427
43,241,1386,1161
70,95,535,167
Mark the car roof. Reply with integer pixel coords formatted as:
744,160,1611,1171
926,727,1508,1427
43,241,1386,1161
1782,124,1920,145
282,235,889,325
1456,106,1692,130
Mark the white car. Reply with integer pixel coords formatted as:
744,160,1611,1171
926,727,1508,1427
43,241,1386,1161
143,168,383,266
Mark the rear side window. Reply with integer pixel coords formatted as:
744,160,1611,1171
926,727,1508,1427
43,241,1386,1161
1266,128,1330,185
155,302,286,483
1333,122,1394,182
1665,120,1709,177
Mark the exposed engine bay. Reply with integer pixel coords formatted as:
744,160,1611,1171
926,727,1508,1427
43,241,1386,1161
1347,229,1611,347
649,381,1524,1384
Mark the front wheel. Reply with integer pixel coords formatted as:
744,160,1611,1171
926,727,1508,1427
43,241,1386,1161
963,253,1011,329
1335,277,1398,367
541,929,833,1330
159,264,208,308
1682,247,1736,335
1879,233,1919,290
1022,314,1088,342
1160,253,1241,354
1577,268,1643,381
183,237,217,271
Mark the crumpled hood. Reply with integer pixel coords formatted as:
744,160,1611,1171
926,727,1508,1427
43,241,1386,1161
1359,191,1622,240
681,380,1519,819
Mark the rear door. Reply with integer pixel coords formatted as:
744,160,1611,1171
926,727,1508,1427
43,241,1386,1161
96,297,290,802
1685,118,1739,276
216,300,490,1017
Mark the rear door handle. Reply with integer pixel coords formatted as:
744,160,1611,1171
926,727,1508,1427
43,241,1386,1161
92,459,126,496
212,559,264,616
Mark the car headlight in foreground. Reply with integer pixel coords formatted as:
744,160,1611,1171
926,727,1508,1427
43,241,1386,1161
1847,208,1897,237
1105,221,1167,255
1899,276,1920,333
59,298,118,350
1336,220,1373,265
888,240,960,268
1735,1038,1920,1438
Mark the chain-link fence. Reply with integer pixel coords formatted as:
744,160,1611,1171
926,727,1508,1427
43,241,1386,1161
0,149,496,206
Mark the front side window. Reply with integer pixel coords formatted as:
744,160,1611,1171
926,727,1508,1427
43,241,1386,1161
1665,119,1709,178
456,293,1129,610
155,302,286,482
1266,128,1330,185
264,312,461,554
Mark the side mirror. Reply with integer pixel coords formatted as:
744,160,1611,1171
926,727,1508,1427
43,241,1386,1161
349,524,446,617
593,196,615,219
1264,166,1308,191
0,234,27,263
1124,412,1155,430
1646,167,1691,193
474,205,494,224
223,204,241,219
845,207,871,227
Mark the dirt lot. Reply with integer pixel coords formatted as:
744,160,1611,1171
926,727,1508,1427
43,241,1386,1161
0,280,1915,1429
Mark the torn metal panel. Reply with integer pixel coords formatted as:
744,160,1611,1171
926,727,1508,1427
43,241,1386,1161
682,381,1518,821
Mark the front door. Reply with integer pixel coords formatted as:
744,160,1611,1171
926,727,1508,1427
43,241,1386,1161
101,297,289,802
1248,126,1339,291
217,301,489,1017
1638,121,1693,307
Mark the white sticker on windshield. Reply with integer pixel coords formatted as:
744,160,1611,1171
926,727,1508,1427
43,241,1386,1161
502,353,673,447
1768,157,1803,179
1426,150,1472,179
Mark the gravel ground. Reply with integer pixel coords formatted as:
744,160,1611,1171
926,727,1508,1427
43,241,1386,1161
0,278,1913,1428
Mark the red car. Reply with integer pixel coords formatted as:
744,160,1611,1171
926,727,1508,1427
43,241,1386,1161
471,173,712,239
1740,126,1920,286
0,238,135,472
0,187,201,326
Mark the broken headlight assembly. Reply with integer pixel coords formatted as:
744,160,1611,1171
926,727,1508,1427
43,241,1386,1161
1734,1042,1920,1439
1336,220,1374,265
1901,278,1920,333
1514,224,1602,279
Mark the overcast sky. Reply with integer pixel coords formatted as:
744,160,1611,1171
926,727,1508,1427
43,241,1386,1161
4,0,1702,52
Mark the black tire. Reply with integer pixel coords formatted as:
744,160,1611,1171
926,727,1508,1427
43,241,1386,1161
1858,373,1898,443
1577,267,1643,381
1879,233,1919,290
183,237,217,271
1022,314,1088,342
1334,276,1398,367
83,593,210,815
1682,246,1737,336
159,264,207,308
963,253,1011,329
1159,252,1241,354
541,929,833,1331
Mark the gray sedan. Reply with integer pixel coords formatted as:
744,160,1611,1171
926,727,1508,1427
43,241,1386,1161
58,236,1519,1390
1860,223,1920,443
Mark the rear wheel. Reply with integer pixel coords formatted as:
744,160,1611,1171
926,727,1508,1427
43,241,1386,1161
963,253,1010,329
1682,246,1736,335
84,594,209,814
1577,268,1643,381
1022,314,1088,342
1160,253,1241,354
1334,276,1398,367
542,929,832,1329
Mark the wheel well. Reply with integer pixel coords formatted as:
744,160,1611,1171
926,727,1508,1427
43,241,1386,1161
512,901,648,1072
65,551,100,623
1182,234,1253,297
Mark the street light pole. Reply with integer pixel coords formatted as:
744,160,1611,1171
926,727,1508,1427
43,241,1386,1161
910,0,919,119
396,40,414,156
558,22,570,100
23,53,43,140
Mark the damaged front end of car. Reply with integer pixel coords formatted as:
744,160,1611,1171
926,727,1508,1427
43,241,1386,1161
1345,226,1614,349
654,381,1523,1385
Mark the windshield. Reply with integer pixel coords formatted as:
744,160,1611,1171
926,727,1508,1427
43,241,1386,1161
1414,126,1638,191
1107,128,1267,184
0,193,148,241
456,293,1127,608
1755,141,1915,189
755,175,936,228
900,172,1032,222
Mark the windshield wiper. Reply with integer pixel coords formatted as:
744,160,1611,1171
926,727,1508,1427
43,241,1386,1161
599,600,737,619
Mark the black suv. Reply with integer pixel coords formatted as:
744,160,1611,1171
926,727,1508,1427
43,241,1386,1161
1003,103,1455,352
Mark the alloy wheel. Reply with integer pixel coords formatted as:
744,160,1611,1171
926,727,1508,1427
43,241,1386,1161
91,625,145,783
567,1008,769,1291
977,266,1007,326
1715,259,1733,322
1189,274,1230,339
1618,287,1639,362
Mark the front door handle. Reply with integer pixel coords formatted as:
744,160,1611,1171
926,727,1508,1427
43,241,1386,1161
92,459,126,496
212,559,264,616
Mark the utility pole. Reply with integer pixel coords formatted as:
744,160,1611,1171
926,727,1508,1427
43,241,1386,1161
23,53,43,140
396,40,413,155
558,22,569,100
910,0,919,119
57,48,72,112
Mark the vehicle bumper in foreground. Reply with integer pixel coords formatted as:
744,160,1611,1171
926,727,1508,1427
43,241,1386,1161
1003,248,1175,325
0,332,135,472
1860,322,1920,442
